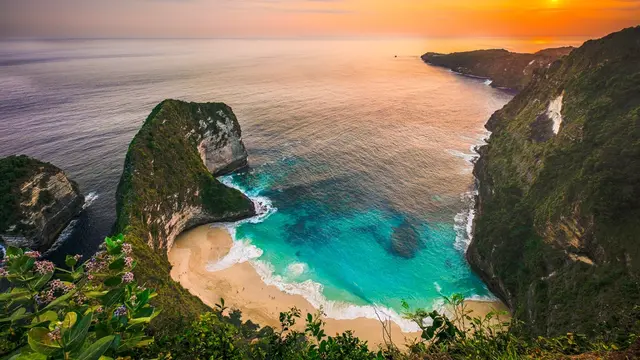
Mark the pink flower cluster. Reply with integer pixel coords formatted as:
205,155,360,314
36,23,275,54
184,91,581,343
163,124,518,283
122,243,132,255
0,268,7,277
125,257,134,268
34,260,55,275
25,251,41,258
48,327,61,342
122,272,134,283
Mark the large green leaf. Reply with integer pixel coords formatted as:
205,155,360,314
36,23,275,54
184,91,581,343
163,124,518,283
30,272,53,291
65,255,78,268
0,288,31,302
64,312,92,351
101,288,124,308
61,312,78,333
76,335,114,360
103,276,122,287
28,327,61,356
31,311,59,326
108,258,125,271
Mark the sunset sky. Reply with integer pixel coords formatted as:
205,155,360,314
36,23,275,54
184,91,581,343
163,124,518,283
1,0,638,39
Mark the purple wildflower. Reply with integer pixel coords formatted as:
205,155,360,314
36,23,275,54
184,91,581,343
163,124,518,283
122,272,134,284
124,257,134,268
114,305,127,317
0,268,7,277
122,243,132,255
50,279,64,290
34,260,55,275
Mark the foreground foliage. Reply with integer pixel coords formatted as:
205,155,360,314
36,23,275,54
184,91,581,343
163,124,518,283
0,235,158,359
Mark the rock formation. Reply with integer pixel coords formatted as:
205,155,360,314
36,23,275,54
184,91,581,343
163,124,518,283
469,26,640,337
422,47,574,91
114,99,256,332
0,155,84,251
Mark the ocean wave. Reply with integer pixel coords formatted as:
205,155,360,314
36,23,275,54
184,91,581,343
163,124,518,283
83,192,99,209
250,258,423,332
206,239,263,272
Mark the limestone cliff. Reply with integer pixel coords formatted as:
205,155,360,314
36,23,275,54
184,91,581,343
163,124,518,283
114,99,256,332
422,47,573,91
469,27,640,338
0,155,84,251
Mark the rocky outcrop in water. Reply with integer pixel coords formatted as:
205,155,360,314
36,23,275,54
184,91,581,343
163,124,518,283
114,99,256,333
0,155,84,251
469,27,640,338
422,47,573,91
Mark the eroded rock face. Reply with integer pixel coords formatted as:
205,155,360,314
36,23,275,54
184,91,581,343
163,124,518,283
196,107,249,176
0,155,84,251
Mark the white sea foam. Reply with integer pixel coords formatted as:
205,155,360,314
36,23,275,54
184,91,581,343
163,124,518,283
250,258,423,332
206,239,263,272
286,262,307,277
483,79,493,86
434,281,442,293
83,192,99,209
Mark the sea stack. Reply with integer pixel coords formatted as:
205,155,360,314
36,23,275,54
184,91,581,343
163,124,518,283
0,155,84,252
114,99,256,333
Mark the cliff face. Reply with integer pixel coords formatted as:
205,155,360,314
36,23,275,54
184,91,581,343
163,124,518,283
422,47,573,91
0,155,84,252
469,27,640,337
114,99,256,332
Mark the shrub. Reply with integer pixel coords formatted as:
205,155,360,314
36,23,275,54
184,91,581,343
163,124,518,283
0,235,158,359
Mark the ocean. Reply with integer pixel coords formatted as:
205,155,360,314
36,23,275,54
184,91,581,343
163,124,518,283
0,37,579,325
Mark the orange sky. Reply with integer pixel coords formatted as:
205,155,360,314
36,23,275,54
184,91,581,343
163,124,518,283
1,0,638,38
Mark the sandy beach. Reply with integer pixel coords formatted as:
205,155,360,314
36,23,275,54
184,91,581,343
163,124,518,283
168,225,509,349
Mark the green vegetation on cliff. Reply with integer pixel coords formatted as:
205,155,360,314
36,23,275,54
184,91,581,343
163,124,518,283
422,47,573,91
114,99,255,334
469,26,640,339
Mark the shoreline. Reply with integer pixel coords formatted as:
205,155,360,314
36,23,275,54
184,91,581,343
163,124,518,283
168,225,509,349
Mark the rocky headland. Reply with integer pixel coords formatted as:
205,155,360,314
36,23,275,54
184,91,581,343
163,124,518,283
468,26,640,337
0,155,84,252
422,47,574,91
114,99,256,332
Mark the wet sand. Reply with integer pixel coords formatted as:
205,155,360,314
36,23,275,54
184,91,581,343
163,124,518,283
168,225,509,349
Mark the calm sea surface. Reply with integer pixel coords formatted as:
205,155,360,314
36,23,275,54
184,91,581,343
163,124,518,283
0,37,582,324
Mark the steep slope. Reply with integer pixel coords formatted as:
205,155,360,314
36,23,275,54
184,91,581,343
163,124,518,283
422,47,573,91
469,27,640,338
0,155,84,251
114,99,256,332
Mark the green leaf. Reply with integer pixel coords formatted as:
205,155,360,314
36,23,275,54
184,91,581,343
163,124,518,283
103,276,122,287
28,327,62,355
6,246,23,258
76,335,115,360
108,258,125,271
64,312,92,351
61,312,78,333
31,311,59,325
65,255,78,268
30,271,54,291
101,288,124,308
11,307,27,321
0,288,31,302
